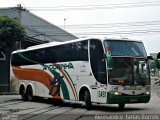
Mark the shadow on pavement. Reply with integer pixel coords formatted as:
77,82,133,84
28,97,148,112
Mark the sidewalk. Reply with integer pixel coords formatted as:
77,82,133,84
151,76,160,98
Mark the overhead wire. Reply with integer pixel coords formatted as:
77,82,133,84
22,0,160,36
24,20,160,28
28,1,160,8
27,1,160,11
28,29,160,36
23,19,160,36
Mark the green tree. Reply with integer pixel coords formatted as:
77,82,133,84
0,16,26,49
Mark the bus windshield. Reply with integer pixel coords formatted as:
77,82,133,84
104,40,150,85
104,40,147,57
108,57,150,85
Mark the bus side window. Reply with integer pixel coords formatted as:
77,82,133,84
90,40,107,84
72,41,88,61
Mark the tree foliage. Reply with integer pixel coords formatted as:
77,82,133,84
0,16,26,43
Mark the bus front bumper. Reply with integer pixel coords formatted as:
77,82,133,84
107,92,151,104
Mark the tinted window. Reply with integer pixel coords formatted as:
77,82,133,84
11,40,88,66
109,57,150,85
104,40,147,57
90,40,107,84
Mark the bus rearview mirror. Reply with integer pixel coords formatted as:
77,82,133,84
105,53,113,70
147,56,160,69
147,56,154,60
157,52,160,59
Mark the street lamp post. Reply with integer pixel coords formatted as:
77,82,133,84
64,18,66,30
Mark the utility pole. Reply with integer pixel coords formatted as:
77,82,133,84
17,4,23,49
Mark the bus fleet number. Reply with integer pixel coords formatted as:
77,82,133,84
98,91,106,97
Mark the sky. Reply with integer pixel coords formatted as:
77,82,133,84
0,0,160,54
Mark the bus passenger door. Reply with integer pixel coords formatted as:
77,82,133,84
90,39,107,103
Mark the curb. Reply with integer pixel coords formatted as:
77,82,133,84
0,92,18,95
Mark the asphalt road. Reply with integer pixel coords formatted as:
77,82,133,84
0,77,160,120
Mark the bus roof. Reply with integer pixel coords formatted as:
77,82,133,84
12,37,142,54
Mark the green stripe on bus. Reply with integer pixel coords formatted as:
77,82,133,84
60,79,70,100
18,52,40,64
64,69,78,100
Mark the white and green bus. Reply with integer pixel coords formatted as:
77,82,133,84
11,37,151,109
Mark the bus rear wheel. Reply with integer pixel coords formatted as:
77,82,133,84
21,90,27,101
26,86,34,101
84,90,92,110
20,86,27,101
118,103,125,109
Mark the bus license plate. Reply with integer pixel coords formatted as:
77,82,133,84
130,99,137,102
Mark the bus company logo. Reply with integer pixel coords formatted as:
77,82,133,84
43,63,74,71
80,65,86,72
113,87,118,91
132,91,135,95
49,73,64,96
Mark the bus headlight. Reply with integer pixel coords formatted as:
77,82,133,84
145,86,150,95
145,91,150,95
111,91,122,95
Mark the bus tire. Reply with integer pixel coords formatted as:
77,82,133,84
26,86,34,101
118,103,125,109
19,85,27,101
85,90,92,110
21,90,27,101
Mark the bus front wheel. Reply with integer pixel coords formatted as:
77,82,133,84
85,90,92,110
118,103,125,109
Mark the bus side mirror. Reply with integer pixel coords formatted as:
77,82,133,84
147,56,154,60
147,56,160,69
157,52,160,59
147,52,160,60
105,53,113,70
